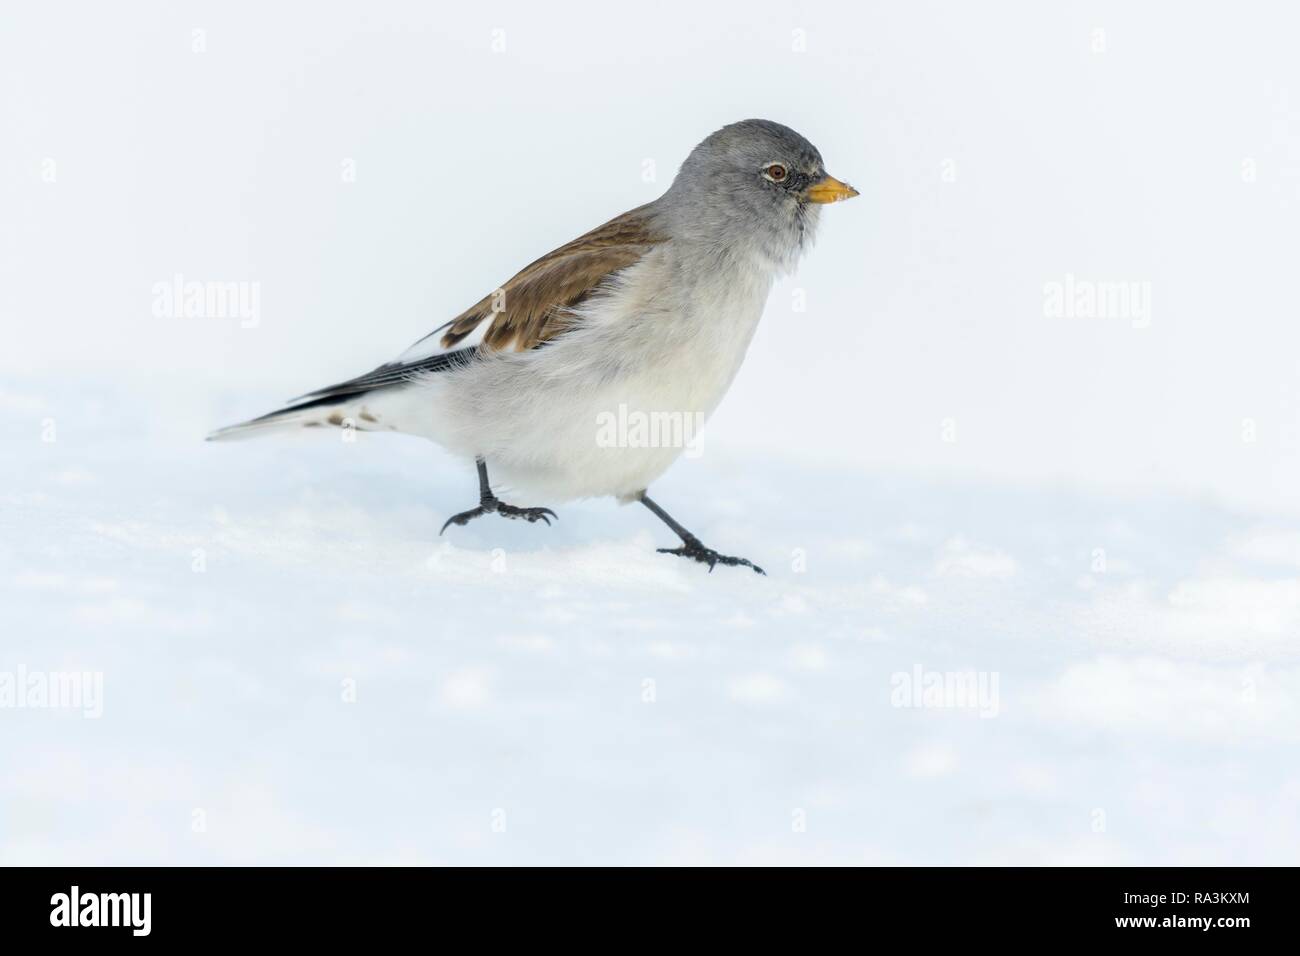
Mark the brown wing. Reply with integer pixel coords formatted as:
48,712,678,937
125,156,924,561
281,203,666,408
438,203,665,353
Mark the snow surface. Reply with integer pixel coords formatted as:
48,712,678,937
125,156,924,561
3,383,1298,865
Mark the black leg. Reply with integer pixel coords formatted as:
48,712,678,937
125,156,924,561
473,456,492,501
440,457,557,534
639,492,765,575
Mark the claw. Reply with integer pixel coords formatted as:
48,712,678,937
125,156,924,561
440,504,494,535
657,542,765,575
497,504,557,525
440,500,557,535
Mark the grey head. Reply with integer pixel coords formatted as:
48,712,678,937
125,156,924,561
656,119,858,272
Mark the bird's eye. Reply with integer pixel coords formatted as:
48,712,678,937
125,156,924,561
763,163,789,183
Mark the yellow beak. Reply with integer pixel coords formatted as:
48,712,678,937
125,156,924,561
804,174,860,204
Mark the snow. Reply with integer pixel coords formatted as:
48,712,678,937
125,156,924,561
3,383,1298,865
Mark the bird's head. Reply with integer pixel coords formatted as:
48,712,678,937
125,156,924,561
663,119,858,271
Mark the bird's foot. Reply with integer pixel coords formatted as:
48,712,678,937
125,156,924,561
440,499,556,535
657,535,765,575
495,502,557,525
440,503,495,534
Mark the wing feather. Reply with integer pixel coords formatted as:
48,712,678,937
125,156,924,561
439,202,664,352
290,203,664,407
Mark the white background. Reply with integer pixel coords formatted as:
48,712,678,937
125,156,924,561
2,1,1299,865
4,0,1298,510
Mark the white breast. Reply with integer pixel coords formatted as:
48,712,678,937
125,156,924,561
401,245,778,501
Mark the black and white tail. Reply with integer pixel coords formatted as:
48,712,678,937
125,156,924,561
206,345,478,441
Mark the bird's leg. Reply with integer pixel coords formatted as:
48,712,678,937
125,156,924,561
639,492,765,575
440,457,557,534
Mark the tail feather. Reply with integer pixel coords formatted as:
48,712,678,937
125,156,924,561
207,347,475,442
207,394,362,441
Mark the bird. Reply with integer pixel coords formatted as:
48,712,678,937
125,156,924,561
209,119,858,574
